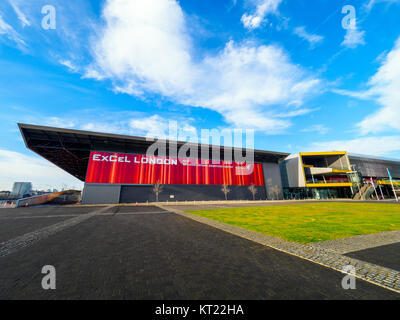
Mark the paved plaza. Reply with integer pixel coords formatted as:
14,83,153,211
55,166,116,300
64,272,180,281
0,204,399,299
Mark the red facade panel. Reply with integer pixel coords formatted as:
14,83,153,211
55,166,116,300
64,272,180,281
85,151,265,186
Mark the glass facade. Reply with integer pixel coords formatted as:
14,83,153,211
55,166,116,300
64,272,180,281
283,187,352,200
281,153,400,200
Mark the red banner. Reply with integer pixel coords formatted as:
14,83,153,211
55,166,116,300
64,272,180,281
85,151,265,186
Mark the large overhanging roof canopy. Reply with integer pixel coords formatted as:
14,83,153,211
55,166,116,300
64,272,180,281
18,123,289,182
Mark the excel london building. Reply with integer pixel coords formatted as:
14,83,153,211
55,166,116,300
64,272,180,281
18,123,400,204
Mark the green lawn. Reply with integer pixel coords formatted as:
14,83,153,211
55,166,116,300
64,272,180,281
186,203,400,243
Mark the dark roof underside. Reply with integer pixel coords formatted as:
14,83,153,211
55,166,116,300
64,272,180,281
19,123,289,182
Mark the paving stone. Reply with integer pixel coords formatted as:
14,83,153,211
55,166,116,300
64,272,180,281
1,204,399,299
160,205,400,295
0,206,113,257
311,230,400,254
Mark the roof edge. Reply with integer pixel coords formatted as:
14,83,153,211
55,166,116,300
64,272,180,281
18,123,290,158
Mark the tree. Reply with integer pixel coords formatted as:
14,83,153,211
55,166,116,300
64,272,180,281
248,184,257,201
153,181,164,202
221,185,231,201
271,185,280,200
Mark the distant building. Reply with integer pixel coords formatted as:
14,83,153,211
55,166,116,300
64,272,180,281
11,182,33,198
0,191,11,198
279,152,400,200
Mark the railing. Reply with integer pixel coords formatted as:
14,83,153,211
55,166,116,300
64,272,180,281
0,200,17,208
15,190,79,208
353,183,376,200
377,179,400,185
304,165,350,171
306,179,350,184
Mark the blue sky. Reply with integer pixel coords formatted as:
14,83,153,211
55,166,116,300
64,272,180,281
1,0,400,190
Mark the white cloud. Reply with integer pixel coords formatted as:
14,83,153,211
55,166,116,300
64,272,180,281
58,113,198,141
365,0,377,11
293,26,324,48
188,41,320,133
364,0,400,11
241,14,262,29
129,116,167,138
80,122,129,135
309,136,400,157
0,149,83,191
129,115,197,140
335,36,400,134
91,0,195,98
8,1,30,27
241,0,282,29
59,60,79,73
301,124,329,135
275,107,318,118
82,67,106,81
0,13,26,48
331,88,372,100
0,0,97,68
358,37,400,133
341,26,365,49
21,110,198,141
45,117,77,128
88,0,320,133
